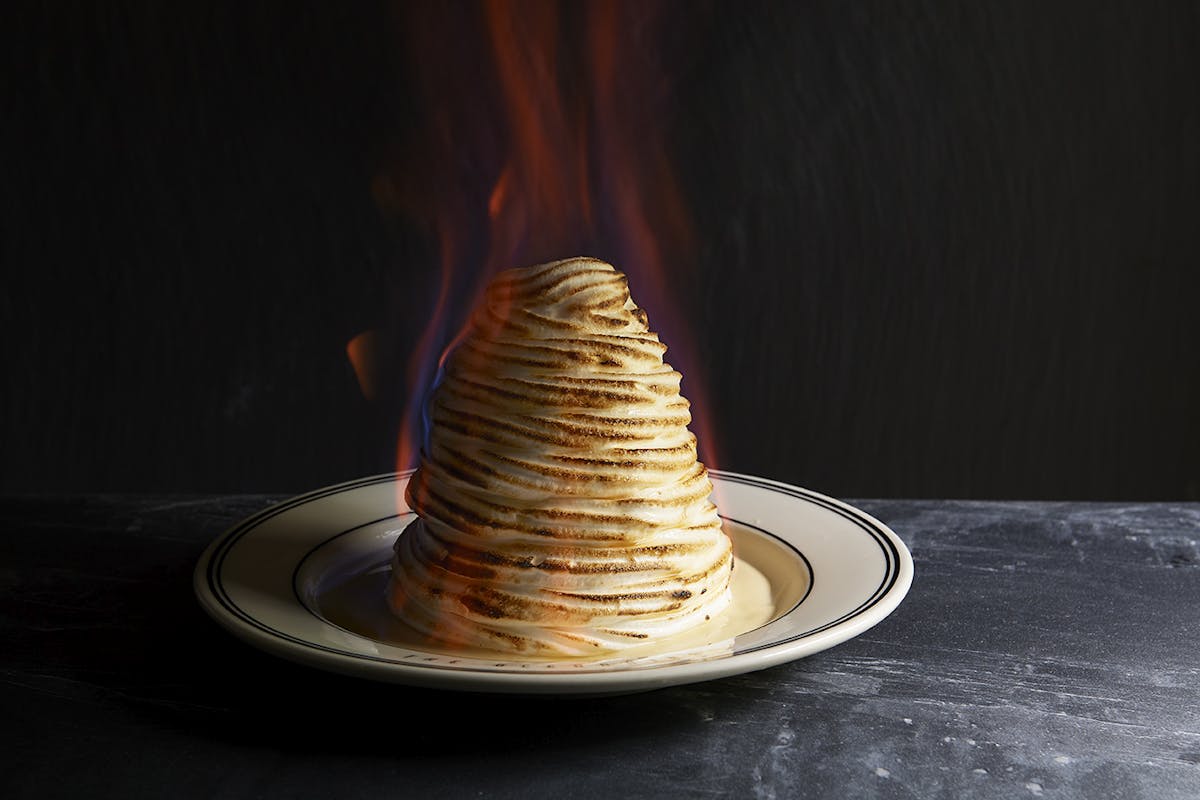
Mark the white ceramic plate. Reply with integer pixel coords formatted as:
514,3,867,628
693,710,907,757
194,471,912,695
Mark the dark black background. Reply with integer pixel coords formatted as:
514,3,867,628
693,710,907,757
4,1,1198,499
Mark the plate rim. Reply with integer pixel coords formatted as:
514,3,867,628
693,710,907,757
194,470,914,693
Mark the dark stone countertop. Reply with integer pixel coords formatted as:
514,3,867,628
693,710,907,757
2,495,1198,799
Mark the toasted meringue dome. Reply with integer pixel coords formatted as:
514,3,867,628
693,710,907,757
388,257,733,656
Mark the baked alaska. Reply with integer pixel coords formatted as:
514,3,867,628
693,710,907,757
388,257,733,656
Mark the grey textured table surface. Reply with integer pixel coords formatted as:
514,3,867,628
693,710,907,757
2,495,1198,799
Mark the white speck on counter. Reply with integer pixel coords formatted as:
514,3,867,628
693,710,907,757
874,767,891,778
1026,782,1044,796
902,718,912,725
973,769,988,776
1053,755,1071,765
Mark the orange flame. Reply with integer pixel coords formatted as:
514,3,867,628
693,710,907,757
373,0,718,479
345,330,378,402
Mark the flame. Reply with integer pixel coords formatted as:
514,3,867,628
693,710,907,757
345,330,378,402
371,0,718,481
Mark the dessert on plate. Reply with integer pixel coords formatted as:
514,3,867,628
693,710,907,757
388,257,732,656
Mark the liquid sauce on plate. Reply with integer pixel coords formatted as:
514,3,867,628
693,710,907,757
314,557,778,666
